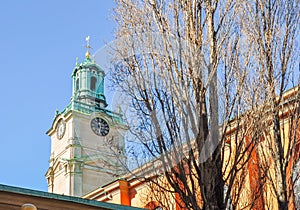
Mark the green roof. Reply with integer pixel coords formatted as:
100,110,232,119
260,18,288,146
0,184,143,210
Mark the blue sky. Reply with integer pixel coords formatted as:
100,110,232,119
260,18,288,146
0,0,115,191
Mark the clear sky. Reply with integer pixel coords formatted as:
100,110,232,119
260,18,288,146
0,0,115,191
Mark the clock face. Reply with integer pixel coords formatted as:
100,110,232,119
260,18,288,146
56,119,66,140
91,117,110,136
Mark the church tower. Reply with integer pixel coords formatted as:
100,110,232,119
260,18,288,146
45,37,127,197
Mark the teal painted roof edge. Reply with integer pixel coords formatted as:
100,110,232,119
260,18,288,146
0,184,144,210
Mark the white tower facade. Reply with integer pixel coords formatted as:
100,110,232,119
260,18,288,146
45,40,127,197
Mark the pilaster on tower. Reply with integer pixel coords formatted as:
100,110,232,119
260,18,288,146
70,36,107,113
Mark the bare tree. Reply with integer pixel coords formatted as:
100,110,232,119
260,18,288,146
108,0,299,209
239,0,300,209
109,0,258,209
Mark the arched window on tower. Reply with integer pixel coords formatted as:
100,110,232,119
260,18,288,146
91,76,97,91
76,78,79,91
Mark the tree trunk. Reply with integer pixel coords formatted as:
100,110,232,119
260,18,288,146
200,1,224,209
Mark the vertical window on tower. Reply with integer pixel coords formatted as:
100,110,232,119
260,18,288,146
76,78,79,91
91,76,97,91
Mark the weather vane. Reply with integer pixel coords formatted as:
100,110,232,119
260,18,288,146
85,36,91,59
86,36,90,49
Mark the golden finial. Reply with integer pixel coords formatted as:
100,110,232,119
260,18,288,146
76,57,79,66
85,36,91,59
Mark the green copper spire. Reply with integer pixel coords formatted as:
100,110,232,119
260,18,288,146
67,36,107,113
53,36,124,125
